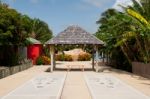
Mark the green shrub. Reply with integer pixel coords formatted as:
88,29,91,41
41,56,51,65
55,54,73,61
36,57,44,65
78,53,91,61
55,54,64,61
64,54,73,61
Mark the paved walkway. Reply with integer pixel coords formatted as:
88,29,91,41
0,63,150,99
0,66,49,97
61,72,91,99
84,72,150,99
108,69,150,97
2,72,66,99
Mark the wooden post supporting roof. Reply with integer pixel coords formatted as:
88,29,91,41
92,49,95,70
50,45,54,72
95,45,99,72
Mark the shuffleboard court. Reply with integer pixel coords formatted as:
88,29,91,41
84,73,150,99
1,73,66,99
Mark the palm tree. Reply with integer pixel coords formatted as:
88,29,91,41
31,18,53,43
124,0,150,63
96,0,150,66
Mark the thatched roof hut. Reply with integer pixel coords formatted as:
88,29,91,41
45,25,104,45
45,25,104,72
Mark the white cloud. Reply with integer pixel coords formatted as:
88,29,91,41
82,0,111,8
113,0,133,10
113,0,141,11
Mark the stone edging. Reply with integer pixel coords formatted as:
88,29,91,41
0,62,32,79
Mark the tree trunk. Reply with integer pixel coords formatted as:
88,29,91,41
120,46,132,65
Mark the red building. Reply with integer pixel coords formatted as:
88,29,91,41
27,37,42,65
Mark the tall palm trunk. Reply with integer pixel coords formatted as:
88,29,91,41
120,46,132,65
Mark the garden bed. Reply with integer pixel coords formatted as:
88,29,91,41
0,61,32,79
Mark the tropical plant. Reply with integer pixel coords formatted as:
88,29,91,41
0,2,53,66
96,0,150,71
78,53,91,61
36,56,44,65
0,3,28,45
55,54,73,61
31,19,53,43
41,56,51,65
0,3,30,66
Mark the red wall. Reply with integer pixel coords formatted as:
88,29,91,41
27,44,42,65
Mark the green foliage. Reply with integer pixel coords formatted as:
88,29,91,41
0,3,23,45
96,0,150,71
0,2,53,66
36,56,51,65
42,45,50,57
31,19,53,43
64,55,73,61
0,45,19,66
0,3,53,45
41,56,51,65
55,54,73,61
36,57,44,65
78,53,91,61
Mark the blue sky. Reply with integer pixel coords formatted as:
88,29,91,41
2,0,132,35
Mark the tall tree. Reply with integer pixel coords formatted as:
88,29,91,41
0,3,31,45
96,0,150,69
31,18,53,43
0,2,53,65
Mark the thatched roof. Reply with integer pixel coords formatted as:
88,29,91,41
45,25,104,45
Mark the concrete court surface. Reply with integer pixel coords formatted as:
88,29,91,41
0,66,50,97
1,73,66,99
84,73,150,99
0,62,150,99
61,72,92,99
